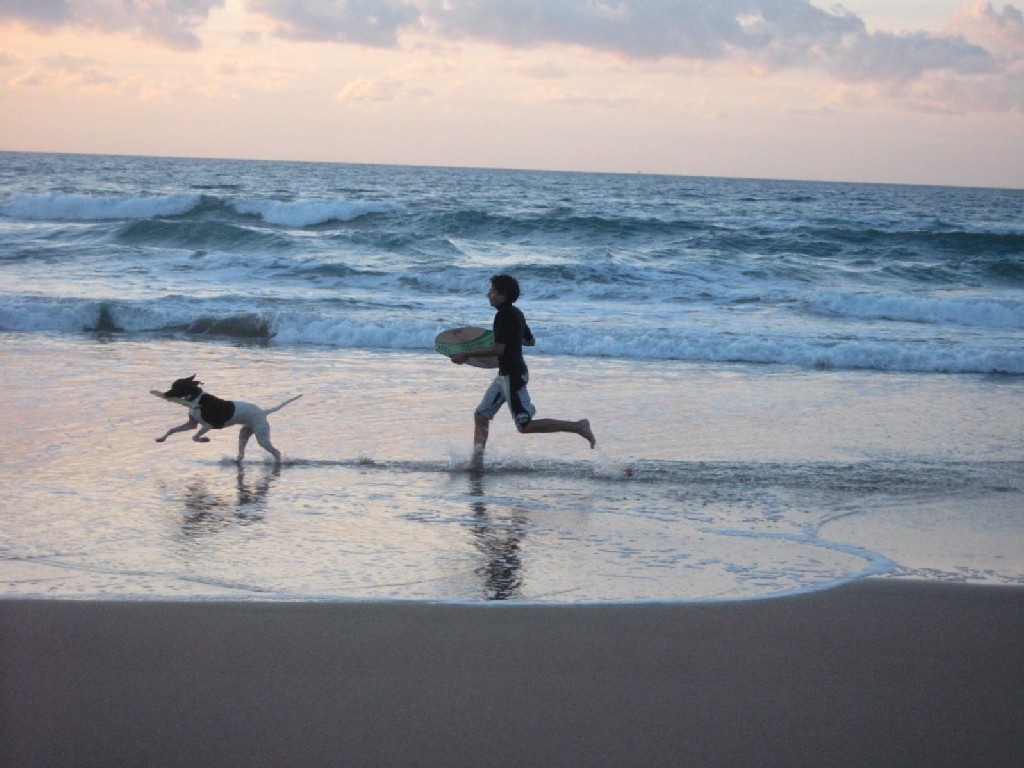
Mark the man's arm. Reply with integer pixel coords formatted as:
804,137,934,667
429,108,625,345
451,342,505,365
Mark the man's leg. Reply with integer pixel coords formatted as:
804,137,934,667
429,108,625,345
509,377,596,449
522,418,596,448
471,377,505,469
472,413,490,469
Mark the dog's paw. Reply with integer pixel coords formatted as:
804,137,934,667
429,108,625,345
155,436,166,443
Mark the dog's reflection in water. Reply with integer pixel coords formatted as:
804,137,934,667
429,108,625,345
178,464,280,538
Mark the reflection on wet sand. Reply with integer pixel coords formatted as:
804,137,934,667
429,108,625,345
466,473,526,601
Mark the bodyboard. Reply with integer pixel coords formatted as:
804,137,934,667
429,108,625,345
435,326,499,369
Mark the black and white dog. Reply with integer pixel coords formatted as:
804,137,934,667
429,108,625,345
152,375,302,464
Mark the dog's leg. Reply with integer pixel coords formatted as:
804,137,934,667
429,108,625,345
192,425,212,443
237,426,253,463
155,417,199,443
252,423,282,465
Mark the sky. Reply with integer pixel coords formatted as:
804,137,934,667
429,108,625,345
0,0,1022,188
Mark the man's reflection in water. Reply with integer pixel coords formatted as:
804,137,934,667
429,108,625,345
179,464,279,538
467,473,526,600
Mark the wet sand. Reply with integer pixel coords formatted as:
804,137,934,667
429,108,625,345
3,579,1023,767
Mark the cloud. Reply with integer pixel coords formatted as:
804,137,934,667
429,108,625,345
847,2,1024,112
515,61,570,79
0,0,72,29
949,1,1024,54
334,75,432,102
6,50,249,100
245,0,421,46
231,0,1024,114
0,0,225,50
209,57,298,91
828,29,996,84
239,1,1007,82
10,53,119,89
421,0,866,61
515,85,639,107
3,0,1021,114
413,0,1018,111
418,1,1005,80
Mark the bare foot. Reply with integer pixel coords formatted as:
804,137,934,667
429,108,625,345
578,419,596,449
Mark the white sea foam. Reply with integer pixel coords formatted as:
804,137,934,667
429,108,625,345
231,198,398,227
0,192,201,221
2,294,1022,373
809,289,1024,329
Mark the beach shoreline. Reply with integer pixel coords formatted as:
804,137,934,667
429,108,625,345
3,579,1023,767
3,336,1022,603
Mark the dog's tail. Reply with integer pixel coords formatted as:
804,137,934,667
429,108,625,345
263,394,303,415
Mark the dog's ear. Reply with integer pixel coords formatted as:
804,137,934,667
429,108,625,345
188,374,197,381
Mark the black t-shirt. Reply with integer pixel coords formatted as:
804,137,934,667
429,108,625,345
492,302,533,377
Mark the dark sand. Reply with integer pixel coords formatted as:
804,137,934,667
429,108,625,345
2,580,1023,767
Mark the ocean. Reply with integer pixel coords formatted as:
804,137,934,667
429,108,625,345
1,151,1022,602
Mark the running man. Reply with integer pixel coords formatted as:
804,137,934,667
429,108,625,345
451,273,596,468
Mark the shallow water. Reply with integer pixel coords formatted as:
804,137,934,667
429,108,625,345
2,334,1021,602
